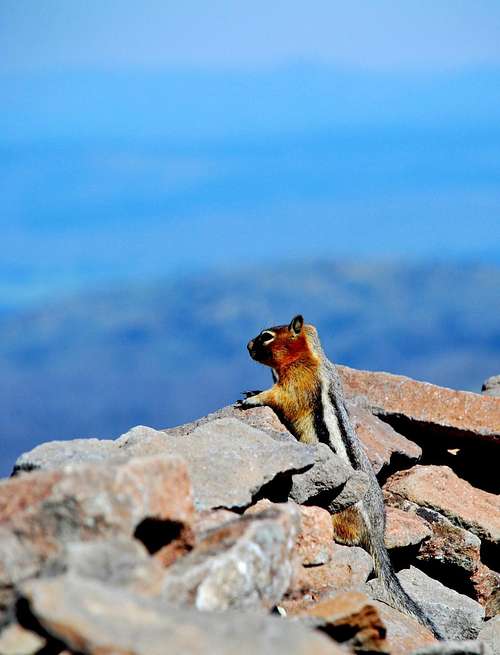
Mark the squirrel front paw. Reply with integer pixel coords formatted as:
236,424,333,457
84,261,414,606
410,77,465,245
235,390,263,408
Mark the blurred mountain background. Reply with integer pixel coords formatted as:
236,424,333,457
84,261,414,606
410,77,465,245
1,1,500,475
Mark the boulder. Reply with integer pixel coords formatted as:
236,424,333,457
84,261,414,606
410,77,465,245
288,442,369,510
0,623,45,655
384,507,432,550
295,505,334,566
294,591,389,652
373,601,436,655
410,642,492,655
161,503,300,611
347,399,422,474
471,564,500,618
481,375,500,398
339,365,500,445
479,615,500,655
116,419,316,511
384,465,500,546
19,575,346,655
286,543,373,608
369,566,485,640
0,455,194,621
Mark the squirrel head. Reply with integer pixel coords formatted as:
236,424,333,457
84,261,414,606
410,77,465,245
247,314,318,371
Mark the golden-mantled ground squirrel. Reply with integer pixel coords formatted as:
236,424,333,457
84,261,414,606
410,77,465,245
240,314,442,638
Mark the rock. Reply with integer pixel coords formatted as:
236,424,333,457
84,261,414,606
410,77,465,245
417,512,481,573
295,506,333,566
0,455,194,619
373,601,436,655
0,623,45,655
339,365,500,445
411,641,492,655
194,509,240,537
479,615,500,655
13,438,116,474
385,507,432,550
286,543,373,608
295,592,389,652
347,399,422,474
118,419,315,511
384,465,500,546
161,503,300,611
482,375,500,397
368,566,485,640
20,575,343,655
288,442,365,507
50,538,167,596
471,564,500,618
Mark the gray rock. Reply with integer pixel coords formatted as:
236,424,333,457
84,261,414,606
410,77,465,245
13,438,116,474
481,375,500,397
118,419,315,510
20,574,344,655
479,616,500,655
47,538,167,596
289,442,369,512
161,503,300,611
368,566,485,640
411,640,491,655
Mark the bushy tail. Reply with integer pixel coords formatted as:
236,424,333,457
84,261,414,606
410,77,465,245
369,538,444,640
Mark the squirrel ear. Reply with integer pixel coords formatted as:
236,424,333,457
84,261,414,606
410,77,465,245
289,314,304,335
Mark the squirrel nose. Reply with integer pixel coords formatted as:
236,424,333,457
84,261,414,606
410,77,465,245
247,340,254,351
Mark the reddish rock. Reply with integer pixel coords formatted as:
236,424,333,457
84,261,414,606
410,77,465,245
295,506,334,566
471,563,500,618
339,365,500,444
296,592,389,652
417,518,481,574
373,601,436,655
384,465,500,545
0,455,194,589
286,542,373,607
347,400,422,474
384,507,432,550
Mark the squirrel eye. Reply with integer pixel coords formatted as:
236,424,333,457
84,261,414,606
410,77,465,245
260,331,275,344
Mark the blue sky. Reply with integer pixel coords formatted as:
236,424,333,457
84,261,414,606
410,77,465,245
2,1,500,73
1,2,500,306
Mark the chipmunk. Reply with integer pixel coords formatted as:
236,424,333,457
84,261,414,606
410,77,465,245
239,314,442,638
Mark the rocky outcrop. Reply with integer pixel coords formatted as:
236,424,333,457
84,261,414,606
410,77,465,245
339,365,500,444
481,375,500,398
1,367,498,654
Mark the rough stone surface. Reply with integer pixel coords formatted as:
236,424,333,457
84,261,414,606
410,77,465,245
296,592,389,652
288,442,366,507
49,538,167,596
0,455,194,621
286,543,373,607
13,438,116,474
373,601,436,655
384,465,500,545
482,375,500,397
472,564,500,618
193,509,240,537
20,575,345,655
417,513,481,574
161,503,300,611
410,641,491,655
385,507,432,550
295,505,334,566
347,399,422,474
479,615,500,655
339,365,500,444
0,623,45,655
368,566,485,641
118,419,315,511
